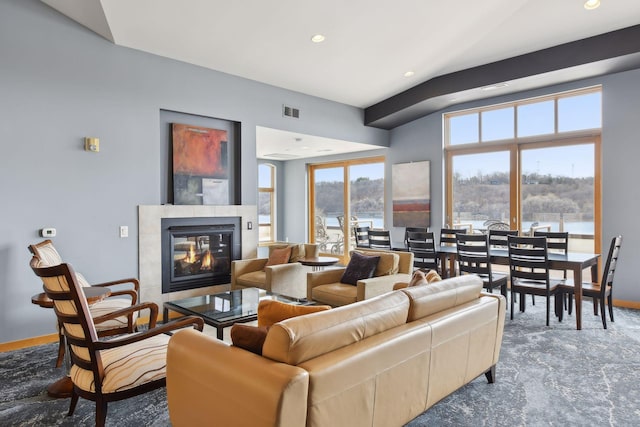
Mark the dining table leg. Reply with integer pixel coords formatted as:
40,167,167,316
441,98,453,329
573,266,583,330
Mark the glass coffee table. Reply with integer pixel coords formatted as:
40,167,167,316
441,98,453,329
163,287,311,340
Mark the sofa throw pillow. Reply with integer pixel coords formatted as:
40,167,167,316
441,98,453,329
340,251,380,285
265,246,292,268
425,269,442,283
230,324,270,355
353,250,399,277
257,299,331,327
408,270,428,287
407,269,442,287
288,244,305,262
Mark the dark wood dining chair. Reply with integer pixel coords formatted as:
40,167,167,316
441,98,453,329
30,261,204,427
439,227,466,276
353,225,371,248
456,233,508,297
507,235,564,326
558,235,622,329
533,231,569,308
403,227,429,250
406,231,439,272
439,227,466,247
367,229,392,250
488,229,518,248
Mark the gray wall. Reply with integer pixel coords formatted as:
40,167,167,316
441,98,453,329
0,0,388,343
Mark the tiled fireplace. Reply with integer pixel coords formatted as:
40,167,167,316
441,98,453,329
138,205,257,308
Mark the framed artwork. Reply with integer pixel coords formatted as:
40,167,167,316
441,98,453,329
172,123,229,205
392,161,430,227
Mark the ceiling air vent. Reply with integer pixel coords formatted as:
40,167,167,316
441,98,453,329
283,104,300,118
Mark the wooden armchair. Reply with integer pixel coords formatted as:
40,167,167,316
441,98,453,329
28,240,140,367
31,261,204,427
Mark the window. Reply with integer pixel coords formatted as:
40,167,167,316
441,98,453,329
309,157,385,263
445,87,601,255
258,163,275,243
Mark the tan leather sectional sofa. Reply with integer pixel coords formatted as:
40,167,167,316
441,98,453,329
167,274,506,427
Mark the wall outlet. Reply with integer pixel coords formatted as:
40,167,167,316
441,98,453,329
119,225,129,238
247,221,253,230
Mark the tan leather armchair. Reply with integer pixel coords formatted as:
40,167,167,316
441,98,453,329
231,243,311,300
307,248,414,306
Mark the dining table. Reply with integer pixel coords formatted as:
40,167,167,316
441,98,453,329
435,245,600,330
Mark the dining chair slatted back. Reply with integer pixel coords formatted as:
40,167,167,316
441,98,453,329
439,228,466,247
507,235,562,326
367,229,392,250
353,225,371,248
533,231,570,307
404,227,429,250
534,231,569,254
456,233,508,296
406,231,439,272
558,235,622,329
488,229,519,248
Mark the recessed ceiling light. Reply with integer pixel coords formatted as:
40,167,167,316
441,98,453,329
404,71,415,78
481,83,510,91
311,34,325,43
584,0,600,10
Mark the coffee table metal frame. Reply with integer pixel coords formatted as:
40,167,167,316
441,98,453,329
163,287,311,339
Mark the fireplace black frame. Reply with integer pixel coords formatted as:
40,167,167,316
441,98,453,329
161,217,241,293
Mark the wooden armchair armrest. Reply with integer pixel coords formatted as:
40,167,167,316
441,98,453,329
94,316,204,350
92,301,159,328
104,289,138,304
91,277,140,293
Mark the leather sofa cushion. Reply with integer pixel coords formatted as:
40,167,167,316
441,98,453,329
257,300,331,327
311,283,358,306
235,270,266,287
263,291,410,365
402,275,483,322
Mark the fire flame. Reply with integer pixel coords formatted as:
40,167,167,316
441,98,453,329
201,250,213,270
185,245,196,264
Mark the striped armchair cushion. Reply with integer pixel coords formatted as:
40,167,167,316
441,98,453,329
70,334,171,393
90,298,138,331
32,242,63,266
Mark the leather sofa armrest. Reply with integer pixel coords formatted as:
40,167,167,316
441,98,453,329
231,258,268,289
306,268,346,300
393,282,409,290
265,263,307,299
355,273,412,301
167,329,309,427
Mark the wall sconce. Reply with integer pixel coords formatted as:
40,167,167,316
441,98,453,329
84,137,100,152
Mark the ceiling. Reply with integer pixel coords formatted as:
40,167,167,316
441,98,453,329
41,0,640,159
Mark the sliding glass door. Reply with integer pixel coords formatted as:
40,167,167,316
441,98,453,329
309,157,385,262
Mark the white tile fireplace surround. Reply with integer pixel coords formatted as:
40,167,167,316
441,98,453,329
138,205,258,308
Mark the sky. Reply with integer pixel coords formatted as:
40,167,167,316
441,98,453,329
312,91,600,182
